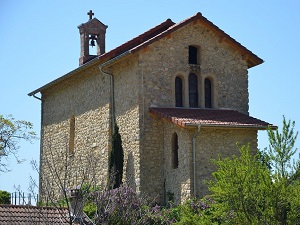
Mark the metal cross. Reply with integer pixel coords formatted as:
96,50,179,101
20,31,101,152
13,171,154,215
87,10,94,20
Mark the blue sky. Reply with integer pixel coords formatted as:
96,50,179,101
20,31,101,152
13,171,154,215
0,0,299,194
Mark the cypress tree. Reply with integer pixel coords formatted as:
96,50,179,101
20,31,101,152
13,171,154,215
108,123,124,189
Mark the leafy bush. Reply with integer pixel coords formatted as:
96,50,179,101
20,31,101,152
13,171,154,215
173,197,236,225
89,184,236,225
83,202,97,219
209,142,300,224
92,186,173,224
0,190,10,204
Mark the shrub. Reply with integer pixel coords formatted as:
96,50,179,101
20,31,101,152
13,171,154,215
90,184,236,225
92,185,173,224
0,190,10,204
173,197,236,225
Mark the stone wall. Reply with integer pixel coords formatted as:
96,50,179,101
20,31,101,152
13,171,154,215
139,113,165,202
136,20,252,203
39,17,256,203
195,128,258,197
109,56,142,193
163,123,193,204
162,124,258,204
138,21,249,114
40,64,111,197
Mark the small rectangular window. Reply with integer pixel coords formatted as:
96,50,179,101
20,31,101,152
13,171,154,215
69,115,75,154
189,46,198,64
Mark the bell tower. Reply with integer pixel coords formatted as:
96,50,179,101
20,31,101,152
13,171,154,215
78,10,108,66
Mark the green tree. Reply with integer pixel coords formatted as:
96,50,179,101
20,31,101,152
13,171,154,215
108,123,124,188
266,116,299,224
209,117,300,224
209,144,275,224
0,115,36,172
0,190,10,204
267,116,298,180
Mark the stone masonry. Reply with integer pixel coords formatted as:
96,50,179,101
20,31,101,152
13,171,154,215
30,12,271,205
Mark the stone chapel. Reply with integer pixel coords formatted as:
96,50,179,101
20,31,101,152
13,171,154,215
29,11,275,204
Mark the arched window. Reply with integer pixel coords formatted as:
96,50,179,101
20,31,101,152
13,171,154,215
175,76,183,107
189,46,198,64
189,73,198,108
171,133,179,169
205,78,212,108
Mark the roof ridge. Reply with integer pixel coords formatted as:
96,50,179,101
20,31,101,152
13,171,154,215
0,204,68,210
99,18,175,60
28,12,264,96
131,12,263,68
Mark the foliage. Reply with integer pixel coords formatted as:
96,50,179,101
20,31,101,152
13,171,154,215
92,185,173,225
265,116,300,224
83,202,97,219
173,197,236,225
0,114,36,172
209,144,275,224
108,123,124,188
29,115,300,224
208,117,300,224
267,116,299,179
89,185,236,225
81,183,100,219
30,137,103,225
0,190,10,204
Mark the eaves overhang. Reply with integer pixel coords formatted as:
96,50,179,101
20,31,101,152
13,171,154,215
28,12,264,97
185,123,276,130
149,107,277,130
28,18,174,97
131,12,263,68
28,57,100,97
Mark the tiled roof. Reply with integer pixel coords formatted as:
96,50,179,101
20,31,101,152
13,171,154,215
28,18,175,96
29,12,263,96
149,107,276,129
0,204,93,225
99,18,175,61
130,12,263,68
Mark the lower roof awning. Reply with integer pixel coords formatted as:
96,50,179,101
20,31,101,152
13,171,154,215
149,107,276,130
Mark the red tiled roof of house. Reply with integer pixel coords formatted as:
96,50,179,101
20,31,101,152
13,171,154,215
0,204,93,225
0,204,69,225
99,18,175,62
28,18,175,97
149,107,276,129
28,12,263,96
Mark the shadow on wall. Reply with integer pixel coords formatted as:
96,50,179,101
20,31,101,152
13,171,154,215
126,151,137,192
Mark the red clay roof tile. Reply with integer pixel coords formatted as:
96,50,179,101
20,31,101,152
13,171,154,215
99,18,175,61
0,205,69,225
0,204,93,225
149,107,276,129
29,12,263,96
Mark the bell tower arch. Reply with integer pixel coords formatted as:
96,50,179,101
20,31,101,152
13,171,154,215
78,10,108,66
